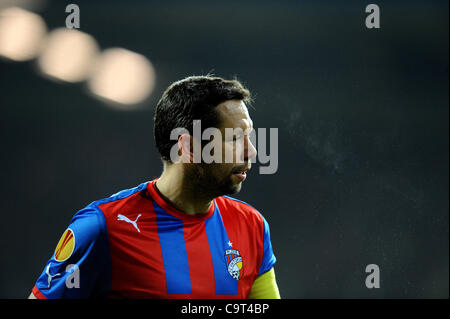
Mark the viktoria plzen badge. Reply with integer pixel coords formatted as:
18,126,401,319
225,249,243,280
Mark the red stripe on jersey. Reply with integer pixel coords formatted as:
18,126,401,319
99,189,168,298
183,221,216,298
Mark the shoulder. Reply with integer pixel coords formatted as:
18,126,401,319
88,181,150,218
215,195,267,227
70,181,150,235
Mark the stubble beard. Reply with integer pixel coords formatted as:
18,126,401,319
186,163,242,199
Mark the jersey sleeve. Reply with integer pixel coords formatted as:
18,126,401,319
248,268,281,299
32,205,111,299
257,215,277,276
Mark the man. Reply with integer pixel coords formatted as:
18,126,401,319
29,76,280,298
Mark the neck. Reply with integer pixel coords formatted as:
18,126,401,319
155,163,213,215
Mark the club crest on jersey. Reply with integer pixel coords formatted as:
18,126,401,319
54,228,75,262
224,249,243,280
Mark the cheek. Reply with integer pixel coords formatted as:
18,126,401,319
210,163,234,178
223,141,237,161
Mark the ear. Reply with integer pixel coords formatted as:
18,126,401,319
178,133,194,163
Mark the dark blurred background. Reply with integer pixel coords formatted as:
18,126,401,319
0,0,448,298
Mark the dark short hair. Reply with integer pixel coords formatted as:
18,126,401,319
154,75,251,162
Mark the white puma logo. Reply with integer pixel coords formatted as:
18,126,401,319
117,213,142,233
46,263,61,288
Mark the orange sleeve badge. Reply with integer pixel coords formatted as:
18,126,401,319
54,228,75,262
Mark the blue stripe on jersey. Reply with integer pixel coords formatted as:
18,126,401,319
204,202,238,295
257,216,277,275
152,201,192,295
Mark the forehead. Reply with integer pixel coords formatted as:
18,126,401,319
215,100,253,130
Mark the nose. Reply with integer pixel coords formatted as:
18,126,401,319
244,135,257,161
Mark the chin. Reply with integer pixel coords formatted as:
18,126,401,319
225,181,242,195
210,175,243,197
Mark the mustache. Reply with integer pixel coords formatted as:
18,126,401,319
231,163,251,174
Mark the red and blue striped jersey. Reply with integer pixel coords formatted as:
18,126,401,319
32,179,276,298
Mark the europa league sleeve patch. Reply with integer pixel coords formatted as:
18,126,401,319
53,228,75,262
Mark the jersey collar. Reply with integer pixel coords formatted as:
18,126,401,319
147,179,216,221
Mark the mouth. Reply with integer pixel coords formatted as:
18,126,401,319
232,165,251,181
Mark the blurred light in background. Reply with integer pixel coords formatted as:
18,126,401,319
0,0,47,11
87,48,156,108
0,7,47,61
0,2,156,109
37,28,99,83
